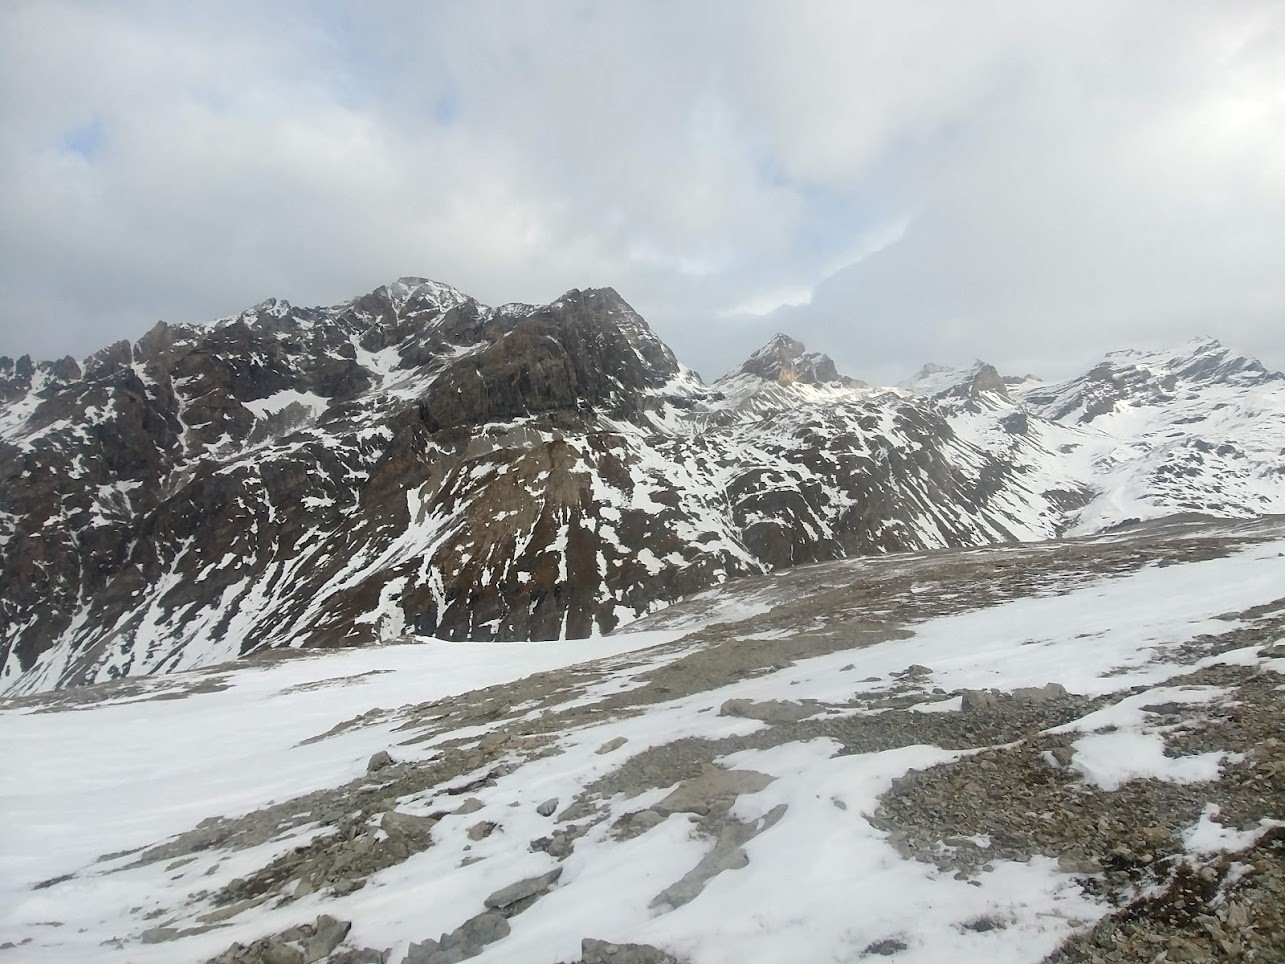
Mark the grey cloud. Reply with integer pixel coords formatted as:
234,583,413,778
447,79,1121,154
1,0,1282,386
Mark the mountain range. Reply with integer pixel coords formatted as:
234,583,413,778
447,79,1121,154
3,278,1283,694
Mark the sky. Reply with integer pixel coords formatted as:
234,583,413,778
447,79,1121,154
1,1,1283,385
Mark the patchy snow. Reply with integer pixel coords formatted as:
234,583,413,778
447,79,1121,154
1071,731,1233,792
1182,804,1285,855
4,528,1284,962
243,389,330,421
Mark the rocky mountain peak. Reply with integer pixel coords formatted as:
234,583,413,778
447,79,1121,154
1023,336,1282,423
903,360,1010,400
735,333,848,386
376,277,471,313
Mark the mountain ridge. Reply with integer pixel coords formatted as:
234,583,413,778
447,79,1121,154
3,279,1284,694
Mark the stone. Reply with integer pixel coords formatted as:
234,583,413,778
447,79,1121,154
367,751,395,774
467,821,496,841
484,867,563,909
628,810,665,834
581,938,679,964
333,950,387,964
140,926,179,944
718,699,819,724
404,938,439,963
303,915,351,963
331,877,363,897
536,798,559,817
1050,746,1076,767
479,731,511,754
1058,851,1103,875
1166,936,1208,961
452,911,509,950
1011,683,1069,704
454,798,484,815
897,664,933,678
381,810,436,839
653,765,775,816
596,737,628,755
261,943,307,964
960,689,1002,713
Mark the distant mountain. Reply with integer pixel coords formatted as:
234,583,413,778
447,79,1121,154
3,282,1283,694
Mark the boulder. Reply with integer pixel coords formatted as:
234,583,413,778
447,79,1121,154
581,938,680,964
718,699,819,724
484,867,563,910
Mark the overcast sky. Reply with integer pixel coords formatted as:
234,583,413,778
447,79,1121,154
2,1,1283,384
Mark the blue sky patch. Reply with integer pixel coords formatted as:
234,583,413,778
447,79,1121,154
62,117,106,160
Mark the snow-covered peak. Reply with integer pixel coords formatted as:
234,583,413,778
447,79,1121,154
726,333,854,387
900,360,1007,397
376,277,472,313
1097,337,1280,388
1022,337,1281,423
244,297,292,319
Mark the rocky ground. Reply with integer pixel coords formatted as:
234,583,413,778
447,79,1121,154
2,515,1283,963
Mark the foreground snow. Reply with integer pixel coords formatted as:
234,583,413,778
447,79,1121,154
2,522,1284,963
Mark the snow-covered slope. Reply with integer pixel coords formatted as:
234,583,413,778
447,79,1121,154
4,516,1283,963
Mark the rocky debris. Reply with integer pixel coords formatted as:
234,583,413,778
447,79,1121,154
367,751,394,774
960,682,1069,713
595,737,628,755
454,798,484,815
483,867,563,911
536,797,559,817
892,664,933,679
531,820,593,861
209,915,352,964
578,937,683,963
402,911,510,964
718,698,820,724
466,821,495,841
202,799,444,909
1046,828,1285,963
875,663,1284,888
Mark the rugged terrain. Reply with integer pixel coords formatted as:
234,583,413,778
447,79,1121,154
2,278,1284,693
2,515,1283,963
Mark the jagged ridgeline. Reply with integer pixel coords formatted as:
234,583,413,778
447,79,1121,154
2,278,1283,693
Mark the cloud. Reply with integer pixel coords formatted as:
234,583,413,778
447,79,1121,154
1,0,1282,386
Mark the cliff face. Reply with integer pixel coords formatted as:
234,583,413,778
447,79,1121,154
3,280,1284,694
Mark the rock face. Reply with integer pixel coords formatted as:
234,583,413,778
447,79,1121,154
733,333,857,387
3,282,1285,695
